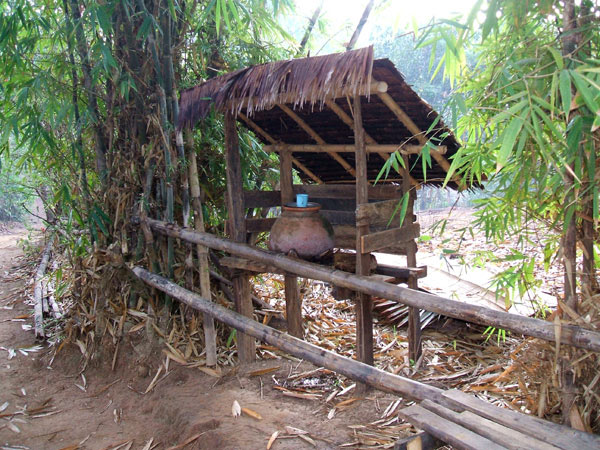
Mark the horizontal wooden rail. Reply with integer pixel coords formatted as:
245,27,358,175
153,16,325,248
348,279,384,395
140,218,600,353
264,144,447,155
131,265,444,403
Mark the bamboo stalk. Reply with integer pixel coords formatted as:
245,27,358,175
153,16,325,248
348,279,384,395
140,218,600,353
187,132,217,366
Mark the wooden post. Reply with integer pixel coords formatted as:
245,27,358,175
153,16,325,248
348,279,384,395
280,149,303,338
187,131,217,366
353,95,374,380
224,111,255,363
404,155,422,363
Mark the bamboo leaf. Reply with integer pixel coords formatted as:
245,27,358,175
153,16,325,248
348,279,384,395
559,70,572,118
497,116,524,167
546,46,563,70
571,70,599,113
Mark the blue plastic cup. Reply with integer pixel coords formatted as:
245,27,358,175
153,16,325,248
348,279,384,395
296,193,309,207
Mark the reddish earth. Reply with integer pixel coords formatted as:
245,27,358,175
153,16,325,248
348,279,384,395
0,226,407,449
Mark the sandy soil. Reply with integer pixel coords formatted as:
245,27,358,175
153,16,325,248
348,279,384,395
0,226,406,449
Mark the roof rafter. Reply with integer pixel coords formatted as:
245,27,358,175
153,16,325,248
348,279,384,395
238,113,323,184
324,99,419,187
277,104,357,178
375,86,463,188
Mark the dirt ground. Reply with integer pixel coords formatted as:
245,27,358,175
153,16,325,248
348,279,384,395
0,225,409,449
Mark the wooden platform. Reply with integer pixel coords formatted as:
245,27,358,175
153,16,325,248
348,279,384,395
397,389,600,450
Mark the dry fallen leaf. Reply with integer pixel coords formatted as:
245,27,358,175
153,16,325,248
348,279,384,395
267,430,279,449
241,407,262,420
248,366,280,377
232,400,241,418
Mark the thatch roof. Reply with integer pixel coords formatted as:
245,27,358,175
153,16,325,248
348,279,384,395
178,47,463,187
178,47,374,129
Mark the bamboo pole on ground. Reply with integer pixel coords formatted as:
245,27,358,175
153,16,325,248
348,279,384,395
131,266,445,403
140,218,600,353
34,236,54,339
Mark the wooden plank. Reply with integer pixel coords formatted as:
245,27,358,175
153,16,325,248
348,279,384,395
245,218,276,233
398,404,506,450
321,210,356,226
361,223,421,254
244,190,281,208
394,431,444,450
442,390,600,450
285,275,303,338
145,219,600,353
243,185,401,208
298,184,401,199
375,264,427,280
225,111,255,363
356,198,405,227
420,399,558,450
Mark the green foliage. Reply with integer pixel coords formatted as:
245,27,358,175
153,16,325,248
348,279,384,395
414,0,600,305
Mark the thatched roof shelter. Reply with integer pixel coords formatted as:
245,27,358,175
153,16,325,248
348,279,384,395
179,46,462,188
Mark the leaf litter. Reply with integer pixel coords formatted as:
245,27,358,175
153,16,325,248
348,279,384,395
10,206,599,446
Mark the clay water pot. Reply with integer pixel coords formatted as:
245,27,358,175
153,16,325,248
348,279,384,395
268,202,334,259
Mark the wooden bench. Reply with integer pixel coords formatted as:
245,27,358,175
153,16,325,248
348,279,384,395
397,389,600,450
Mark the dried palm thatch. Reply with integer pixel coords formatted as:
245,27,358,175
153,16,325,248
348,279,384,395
178,46,374,129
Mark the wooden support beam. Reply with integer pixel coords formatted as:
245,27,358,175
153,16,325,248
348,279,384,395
224,111,255,363
377,90,462,187
353,94,374,382
278,104,357,177
280,149,294,204
238,113,323,184
279,147,304,338
404,162,422,363
264,144,446,155
285,275,303,338
142,219,600,353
